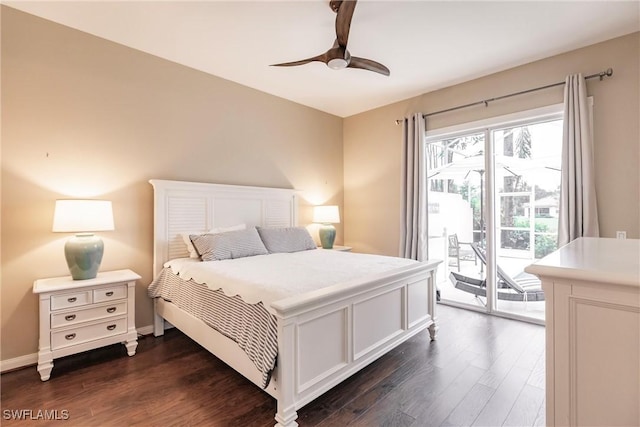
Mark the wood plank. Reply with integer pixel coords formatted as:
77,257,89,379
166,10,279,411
315,354,437,426
533,397,546,427
502,384,545,427
411,364,486,426
526,351,546,390
440,383,495,427
472,365,532,427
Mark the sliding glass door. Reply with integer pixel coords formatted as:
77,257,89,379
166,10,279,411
425,106,563,323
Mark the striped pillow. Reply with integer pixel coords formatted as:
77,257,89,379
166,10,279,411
257,226,317,253
182,224,246,259
190,227,268,261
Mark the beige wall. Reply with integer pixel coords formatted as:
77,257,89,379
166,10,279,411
344,32,640,257
1,7,343,361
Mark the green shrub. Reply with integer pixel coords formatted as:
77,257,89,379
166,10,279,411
535,234,557,258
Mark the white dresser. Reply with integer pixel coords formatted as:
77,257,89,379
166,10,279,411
33,269,140,381
525,237,640,427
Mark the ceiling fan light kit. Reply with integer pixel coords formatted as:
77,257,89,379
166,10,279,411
328,58,348,70
271,0,390,76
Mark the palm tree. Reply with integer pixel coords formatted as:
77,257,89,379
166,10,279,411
502,126,532,249
514,126,532,158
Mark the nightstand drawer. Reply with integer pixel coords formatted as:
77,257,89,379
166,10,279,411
50,291,92,311
93,285,126,302
51,301,127,328
51,316,127,350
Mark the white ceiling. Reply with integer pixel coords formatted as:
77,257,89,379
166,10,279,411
6,1,640,117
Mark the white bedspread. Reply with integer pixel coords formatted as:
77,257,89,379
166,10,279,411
164,250,420,313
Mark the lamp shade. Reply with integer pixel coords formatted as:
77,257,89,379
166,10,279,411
313,205,340,224
53,200,114,232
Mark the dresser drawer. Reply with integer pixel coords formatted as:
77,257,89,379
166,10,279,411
51,301,127,328
51,316,127,350
93,285,127,303
50,291,92,311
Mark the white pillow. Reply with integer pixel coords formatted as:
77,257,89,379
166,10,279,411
181,224,246,258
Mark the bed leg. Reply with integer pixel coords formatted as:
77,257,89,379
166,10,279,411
427,269,438,341
428,322,438,341
274,408,298,427
153,299,165,337
274,315,298,427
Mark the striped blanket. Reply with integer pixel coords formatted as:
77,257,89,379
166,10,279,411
148,268,278,388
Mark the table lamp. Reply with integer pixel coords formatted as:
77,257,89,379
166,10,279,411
52,199,114,280
313,205,340,249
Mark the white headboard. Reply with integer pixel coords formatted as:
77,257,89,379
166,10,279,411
149,179,299,277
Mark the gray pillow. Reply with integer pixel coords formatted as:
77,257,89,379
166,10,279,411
190,227,268,261
257,226,317,253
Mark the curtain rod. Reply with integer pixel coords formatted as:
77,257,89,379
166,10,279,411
395,68,613,125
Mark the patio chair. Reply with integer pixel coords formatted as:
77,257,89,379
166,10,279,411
447,233,477,272
449,243,544,302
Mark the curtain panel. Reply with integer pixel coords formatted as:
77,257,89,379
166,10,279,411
558,73,599,246
400,113,428,261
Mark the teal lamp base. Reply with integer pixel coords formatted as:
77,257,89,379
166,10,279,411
319,224,336,249
64,233,104,280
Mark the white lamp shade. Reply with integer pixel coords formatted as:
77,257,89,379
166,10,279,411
52,200,115,232
313,205,340,224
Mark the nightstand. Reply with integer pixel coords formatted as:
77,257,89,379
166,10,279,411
319,245,352,252
32,269,140,381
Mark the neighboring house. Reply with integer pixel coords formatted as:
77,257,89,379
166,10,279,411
524,196,559,218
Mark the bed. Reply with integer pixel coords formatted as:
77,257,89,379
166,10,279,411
148,179,440,427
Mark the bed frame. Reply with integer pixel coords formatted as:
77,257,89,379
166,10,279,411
149,179,440,427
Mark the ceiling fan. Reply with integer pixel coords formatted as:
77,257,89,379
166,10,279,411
271,0,390,76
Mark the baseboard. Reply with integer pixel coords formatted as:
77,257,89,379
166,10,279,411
0,353,38,373
1,325,155,374
137,324,155,336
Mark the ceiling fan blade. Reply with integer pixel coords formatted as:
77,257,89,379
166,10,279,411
335,0,357,48
271,53,327,67
348,57,390,76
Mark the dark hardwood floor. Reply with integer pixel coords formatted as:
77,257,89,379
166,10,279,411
1,305,545,426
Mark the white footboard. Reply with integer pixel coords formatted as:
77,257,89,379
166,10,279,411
271,260,440,427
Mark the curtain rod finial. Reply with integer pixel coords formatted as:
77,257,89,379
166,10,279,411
600,68,613,80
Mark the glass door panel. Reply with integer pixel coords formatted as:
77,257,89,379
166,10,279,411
426,133,487,308
492,120,562,321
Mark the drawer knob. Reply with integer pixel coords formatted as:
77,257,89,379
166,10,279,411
106,324,117,331
65,314,76,321
67,297,77,303
65,333,76,340
106,307,116,313
105,291,114,297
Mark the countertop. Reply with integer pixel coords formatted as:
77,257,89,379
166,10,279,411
525,237,640,287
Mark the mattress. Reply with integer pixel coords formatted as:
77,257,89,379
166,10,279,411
161,249,420,314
